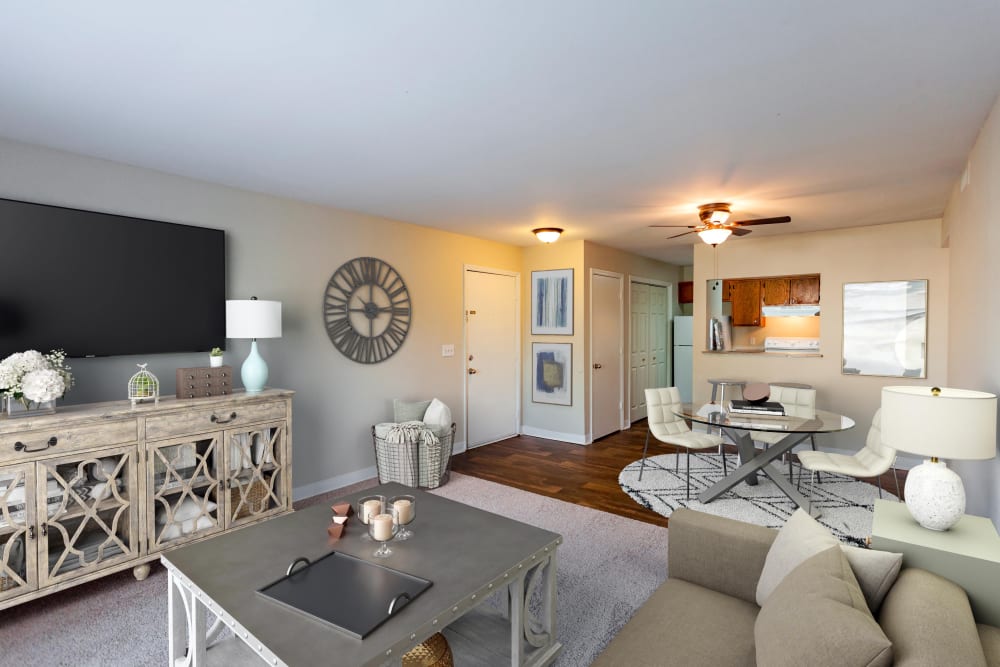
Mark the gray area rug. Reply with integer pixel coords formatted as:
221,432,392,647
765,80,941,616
1,473,667,666
619,452,900,547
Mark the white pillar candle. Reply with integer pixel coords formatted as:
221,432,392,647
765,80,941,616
361,499,382,524
371,514,394,541
394,499,414,524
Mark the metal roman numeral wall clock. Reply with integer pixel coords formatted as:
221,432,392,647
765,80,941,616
323,257,412,364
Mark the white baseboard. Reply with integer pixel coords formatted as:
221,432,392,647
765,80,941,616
293,465,377,502
452,439,468,455
521,425,588,445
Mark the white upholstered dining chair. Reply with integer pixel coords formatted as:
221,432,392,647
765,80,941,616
640,387,724,499
796,409,901,499
752,385,819,479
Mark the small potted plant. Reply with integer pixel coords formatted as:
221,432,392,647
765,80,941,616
210,347,224,368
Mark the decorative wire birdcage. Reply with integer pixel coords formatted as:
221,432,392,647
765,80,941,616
128,363,160,407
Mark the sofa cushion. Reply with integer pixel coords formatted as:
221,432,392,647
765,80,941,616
879,568,987,667
756,509,839,605
977,624,1000,666
755,547,892,667
756,509,902,612
592,577,758,667
841,545,902,613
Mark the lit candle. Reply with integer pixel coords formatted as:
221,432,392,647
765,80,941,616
361,499,382,524
371,513,394,541
394,498,413,524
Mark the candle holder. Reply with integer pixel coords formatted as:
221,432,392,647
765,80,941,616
369,506,399,558
389,494,415,541
357,495,384,541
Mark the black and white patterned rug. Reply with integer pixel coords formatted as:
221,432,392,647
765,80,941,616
619,452,900,547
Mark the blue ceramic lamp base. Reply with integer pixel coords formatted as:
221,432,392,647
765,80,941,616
241,340,269,393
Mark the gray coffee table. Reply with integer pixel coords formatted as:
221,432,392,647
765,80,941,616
162,482,562,666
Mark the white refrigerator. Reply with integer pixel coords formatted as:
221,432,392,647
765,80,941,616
673,316,693,403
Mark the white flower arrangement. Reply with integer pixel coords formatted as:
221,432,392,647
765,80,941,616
0,349,74,408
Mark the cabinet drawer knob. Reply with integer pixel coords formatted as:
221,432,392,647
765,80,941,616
28,525,35,540
14,436,57,453
211,411,238,424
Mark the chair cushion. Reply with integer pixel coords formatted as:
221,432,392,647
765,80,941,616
755,547,893,667
879,568,988,667
592,578,758,667
978,624,1000,666
656,430,723,450
797,449,893,478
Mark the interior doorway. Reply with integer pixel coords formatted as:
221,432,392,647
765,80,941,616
464,266,520,449
590,269,624,441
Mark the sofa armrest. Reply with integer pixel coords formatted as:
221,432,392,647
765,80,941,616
668,508,777,605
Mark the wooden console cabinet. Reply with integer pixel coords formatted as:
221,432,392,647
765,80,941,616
0,389,293,610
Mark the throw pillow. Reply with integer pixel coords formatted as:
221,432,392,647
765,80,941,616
423,398,452,431
393,399,433,423
755,547,893,667
842,545,903,613
756,508,839,605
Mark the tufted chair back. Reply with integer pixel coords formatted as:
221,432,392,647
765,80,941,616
857,408,895,469
645,387,691,439
768,385,816,414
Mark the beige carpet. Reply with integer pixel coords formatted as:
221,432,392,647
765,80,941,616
0,473,668,666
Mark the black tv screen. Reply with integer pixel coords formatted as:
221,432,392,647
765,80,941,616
0,197,225,358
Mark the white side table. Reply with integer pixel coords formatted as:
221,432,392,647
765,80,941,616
871,499,1000,626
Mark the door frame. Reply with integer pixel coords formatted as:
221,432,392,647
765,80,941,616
628,275,674,423
589,268,625,441
462,265,521,451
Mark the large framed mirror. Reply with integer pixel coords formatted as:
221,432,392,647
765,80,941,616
842,280,927,377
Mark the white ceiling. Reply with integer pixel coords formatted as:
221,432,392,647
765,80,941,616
2,2,999,265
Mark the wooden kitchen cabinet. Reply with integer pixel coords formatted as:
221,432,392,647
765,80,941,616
678,281,693,304
721,280,734,302
763,278,790,305
730,279,764,326
789,276,820,304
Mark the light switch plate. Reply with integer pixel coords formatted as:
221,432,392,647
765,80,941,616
441,344,455,357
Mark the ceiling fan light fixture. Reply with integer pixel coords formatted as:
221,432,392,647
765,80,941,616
698,227,732,246
532,227,563,243
709,210,731,225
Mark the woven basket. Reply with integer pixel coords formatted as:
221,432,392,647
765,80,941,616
402,633,453,667
230,480,269,519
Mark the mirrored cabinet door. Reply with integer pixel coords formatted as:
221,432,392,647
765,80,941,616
224,423,288,528
147,434,223,552
0,463,37,602
37,445,139,587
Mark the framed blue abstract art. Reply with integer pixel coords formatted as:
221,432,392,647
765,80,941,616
531,268,573,335
532,342,572,405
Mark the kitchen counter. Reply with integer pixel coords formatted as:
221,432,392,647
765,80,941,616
702,348,823,358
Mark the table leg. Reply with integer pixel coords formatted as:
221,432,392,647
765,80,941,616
730,430,759,486
508,551,562,667
698,432,810,505
760,464,817,516
167,568,208,667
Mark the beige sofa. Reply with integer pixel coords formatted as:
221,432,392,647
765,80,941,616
594,509,1000,666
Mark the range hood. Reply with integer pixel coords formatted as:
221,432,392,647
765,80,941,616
761,304,820,317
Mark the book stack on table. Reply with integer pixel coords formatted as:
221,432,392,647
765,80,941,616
728,400,785,416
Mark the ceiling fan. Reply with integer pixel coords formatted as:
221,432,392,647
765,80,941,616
650,203,791,246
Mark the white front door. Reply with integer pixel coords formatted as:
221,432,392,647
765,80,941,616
465,268,520,448
591,270,623,440
630,282,650,420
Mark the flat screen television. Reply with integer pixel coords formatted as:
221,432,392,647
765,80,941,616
0,197,226,358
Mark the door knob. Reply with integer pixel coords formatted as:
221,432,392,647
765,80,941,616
468,368,478,375
593,363,602,369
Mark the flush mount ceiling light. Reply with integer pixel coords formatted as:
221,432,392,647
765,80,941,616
532,227,563,243
649,202,792,246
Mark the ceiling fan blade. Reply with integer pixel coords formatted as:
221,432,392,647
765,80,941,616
649,224,697,228
732,216,791,226
667,230,698,240
731,227,753,236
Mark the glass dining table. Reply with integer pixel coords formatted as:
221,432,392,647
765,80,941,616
675,403,855,516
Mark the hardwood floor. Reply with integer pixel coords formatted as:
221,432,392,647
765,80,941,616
450,421,906,527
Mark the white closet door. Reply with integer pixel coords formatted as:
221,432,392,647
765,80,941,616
630,283,650,420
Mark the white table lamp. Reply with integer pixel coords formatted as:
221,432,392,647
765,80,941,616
226,297,282,393
881,386,997,531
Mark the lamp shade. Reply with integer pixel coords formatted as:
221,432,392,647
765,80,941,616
697,227,732,246
226,299,282,339
881,386,997,460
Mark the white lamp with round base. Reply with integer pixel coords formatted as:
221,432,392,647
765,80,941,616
881,386,997,531
226,297,282,394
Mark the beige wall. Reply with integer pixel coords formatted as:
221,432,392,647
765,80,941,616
0,137,522,496
693,219,950,455
943,93,1000,525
